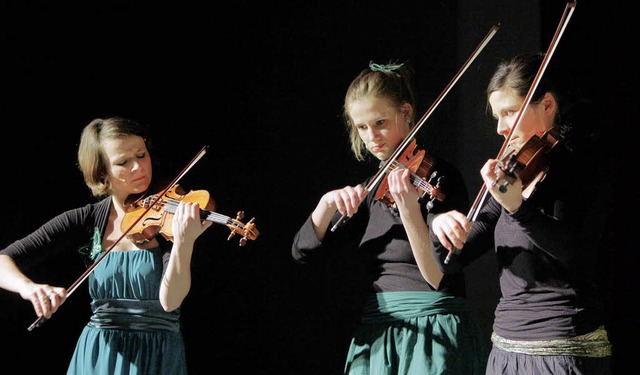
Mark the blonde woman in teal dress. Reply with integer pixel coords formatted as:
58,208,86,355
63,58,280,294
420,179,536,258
0,117,212,374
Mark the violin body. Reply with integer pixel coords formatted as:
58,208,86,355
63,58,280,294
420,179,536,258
495,128,562,197
122,184,259,246
374,139,445,208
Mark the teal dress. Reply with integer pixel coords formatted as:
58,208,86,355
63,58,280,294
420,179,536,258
67,248,187,375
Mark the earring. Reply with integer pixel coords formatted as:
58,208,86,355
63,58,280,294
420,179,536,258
405,118,411,124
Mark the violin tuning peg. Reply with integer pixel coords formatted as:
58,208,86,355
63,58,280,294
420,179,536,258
498,181,509,193
236,211,245,220
426,200,434,212
227,231,236,241
239,237,247,246
428,171,438,184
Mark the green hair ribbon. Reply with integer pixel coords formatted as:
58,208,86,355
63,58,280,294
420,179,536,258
369,61,404,72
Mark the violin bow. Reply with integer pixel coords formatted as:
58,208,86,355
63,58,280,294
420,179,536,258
331,23,500,232
444,1,577,264
28,145,209,331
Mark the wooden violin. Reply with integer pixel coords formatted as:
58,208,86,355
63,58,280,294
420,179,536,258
122,184,259,246
493,128,562,197
374,138,445,210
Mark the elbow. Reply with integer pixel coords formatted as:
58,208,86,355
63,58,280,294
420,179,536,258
291,245,315,264
292,250,308,264
427,273,443,290
159,289,187,312
160,299,181,312
162,304,178,313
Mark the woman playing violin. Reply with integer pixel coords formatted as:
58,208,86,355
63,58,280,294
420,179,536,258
430,53,613,374
292,61,488,374
0,117,212,374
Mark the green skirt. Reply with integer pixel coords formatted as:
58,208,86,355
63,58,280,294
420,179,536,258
345,291,488,375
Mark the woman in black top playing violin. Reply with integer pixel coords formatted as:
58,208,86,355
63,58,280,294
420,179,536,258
0,117,213,374
292,61,488,374
429,53,613,374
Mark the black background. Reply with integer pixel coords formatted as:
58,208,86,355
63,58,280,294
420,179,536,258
1,1,636,374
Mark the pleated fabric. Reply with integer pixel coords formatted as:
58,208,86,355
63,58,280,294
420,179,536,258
67,248,187,375
486,346,613,375
344,291,488,375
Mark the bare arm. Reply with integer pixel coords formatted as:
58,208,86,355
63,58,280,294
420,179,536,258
159,201,212,312
388,168,443,289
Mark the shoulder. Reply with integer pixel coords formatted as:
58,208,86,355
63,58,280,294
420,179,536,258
556,123,609,176
49,198,111,231
70,197,111,220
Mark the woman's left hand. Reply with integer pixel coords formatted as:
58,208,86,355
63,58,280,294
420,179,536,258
171,201,213,246
388,167,420,210
481,159,523,213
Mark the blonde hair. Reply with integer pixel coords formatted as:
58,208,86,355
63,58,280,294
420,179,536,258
343,61,416,161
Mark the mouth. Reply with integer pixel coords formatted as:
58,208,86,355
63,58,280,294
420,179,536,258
507,137,520,149
370,144,384,152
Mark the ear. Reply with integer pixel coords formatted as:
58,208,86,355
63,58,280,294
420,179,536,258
400,102,413,119
542,92,556,114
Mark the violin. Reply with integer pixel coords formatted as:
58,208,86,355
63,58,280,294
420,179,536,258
374,138,445,210
493,128,562,197
122,184,259,246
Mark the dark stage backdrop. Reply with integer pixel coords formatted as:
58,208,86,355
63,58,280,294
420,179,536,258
1,1,634,374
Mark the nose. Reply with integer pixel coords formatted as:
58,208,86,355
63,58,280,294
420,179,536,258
496,117,510,138
365,126,381,140
131,160,143,172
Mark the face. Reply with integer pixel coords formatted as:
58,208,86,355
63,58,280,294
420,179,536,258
102,135,152,198
349,96,410,161
488,89,555,150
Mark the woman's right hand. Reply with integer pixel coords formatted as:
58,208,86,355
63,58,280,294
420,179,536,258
320,184,368,218
430,210,470,252
21,282,67,319
311,184,368,240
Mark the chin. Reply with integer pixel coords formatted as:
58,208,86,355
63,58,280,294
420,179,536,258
132,182,151,193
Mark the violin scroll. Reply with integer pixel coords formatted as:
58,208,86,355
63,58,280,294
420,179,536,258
227,211,259,246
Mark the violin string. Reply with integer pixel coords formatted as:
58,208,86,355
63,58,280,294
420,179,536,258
389,160,433,193
160,197,257,240
161,198,247,230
